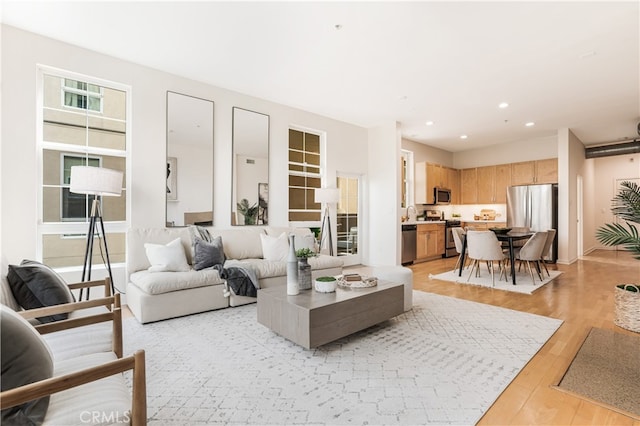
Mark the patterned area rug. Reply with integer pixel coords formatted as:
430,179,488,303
556,327,640,419
430,269,562,294
124,291,562,425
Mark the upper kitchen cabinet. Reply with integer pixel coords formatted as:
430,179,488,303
464,164,511,204
444,167,460,204
416,162,460,204
461,168,477,204
535,158,558,184
511,159,557,185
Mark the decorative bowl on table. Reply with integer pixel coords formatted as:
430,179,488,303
314,276,337,293
489,227,512,235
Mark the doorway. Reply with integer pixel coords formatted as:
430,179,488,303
336,173,361,266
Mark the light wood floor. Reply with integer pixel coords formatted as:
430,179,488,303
410,249,640,426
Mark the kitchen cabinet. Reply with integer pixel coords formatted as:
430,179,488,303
476,164,512,203
416,223,445,260
494,164,511,203
443,166,460,204
535,159,558,184
460,168,477,204
463,222,507,231
511,159,557,185
416,162,453,204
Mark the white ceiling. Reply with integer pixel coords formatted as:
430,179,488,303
2,1,639,152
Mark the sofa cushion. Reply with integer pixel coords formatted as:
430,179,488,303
307,255,344,270
1,305,53,425
193,236,226,270
127,227,193,274
208,228,266,260
44,352,130,426
1,275,21,311
260,232,289,261
7,260,75,323
144,238,191,273
129,269,224,295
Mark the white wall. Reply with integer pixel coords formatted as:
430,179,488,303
1,25,369,275
401,138,454,166
453,135,558,169
591,152,640,252
368,122,402,266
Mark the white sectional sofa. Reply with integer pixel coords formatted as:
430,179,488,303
126,226,344,323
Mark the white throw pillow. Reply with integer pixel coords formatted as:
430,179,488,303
260,232,289,261
145,238,191,272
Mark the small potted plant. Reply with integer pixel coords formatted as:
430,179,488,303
596,180,640,332
314,276,337,293
295,248,316,290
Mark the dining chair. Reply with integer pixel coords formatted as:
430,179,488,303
514,231,548,284
539,229,556,277
466,231,507,287
451,227,467,273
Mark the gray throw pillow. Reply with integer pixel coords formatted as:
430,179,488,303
193,236,226,270
7,260,75,323
1,305,53,425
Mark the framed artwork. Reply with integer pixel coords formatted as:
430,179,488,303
258,182,269,225
167,157,178,201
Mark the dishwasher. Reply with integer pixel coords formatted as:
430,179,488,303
401,224,417,265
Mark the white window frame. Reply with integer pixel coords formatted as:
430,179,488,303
336,172,362,266
37,65,131,265
61,78,104,113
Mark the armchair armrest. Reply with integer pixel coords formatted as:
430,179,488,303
0,350,147,426
67,278,112,298
19,294,123,358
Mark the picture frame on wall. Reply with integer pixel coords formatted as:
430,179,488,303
167,157,178,201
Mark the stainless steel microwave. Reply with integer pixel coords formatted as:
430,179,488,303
434,187,451,205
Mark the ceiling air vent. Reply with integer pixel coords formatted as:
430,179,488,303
585,140,640,159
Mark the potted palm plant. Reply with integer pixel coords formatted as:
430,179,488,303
595,180,640,332
236,199,258,225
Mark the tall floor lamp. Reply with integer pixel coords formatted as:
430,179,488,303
70,166,123,299
315,187,339,256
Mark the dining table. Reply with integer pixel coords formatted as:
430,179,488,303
458,231,534,285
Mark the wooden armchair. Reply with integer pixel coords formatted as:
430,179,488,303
1,279,147,425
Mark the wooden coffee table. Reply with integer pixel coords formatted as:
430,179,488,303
257,280,404,349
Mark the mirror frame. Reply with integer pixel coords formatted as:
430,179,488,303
166,91,214,227
231,107,270,226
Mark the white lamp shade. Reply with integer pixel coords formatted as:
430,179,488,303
70,166,123,196
314,187,339,204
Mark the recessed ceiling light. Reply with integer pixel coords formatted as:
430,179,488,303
425,121,434,126
498,102,509,109
460,135,468,139
525,122,535,127
334,24,343,30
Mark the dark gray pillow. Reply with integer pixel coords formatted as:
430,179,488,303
7,260,75,323
193,236,226,271
1,305,53,424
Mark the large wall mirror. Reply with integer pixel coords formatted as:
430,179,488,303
166,92,214,227
232,107,269,225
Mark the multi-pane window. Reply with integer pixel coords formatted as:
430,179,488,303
63,79,103,112
336,176,359,256
40,69,128,268
288,129,321,222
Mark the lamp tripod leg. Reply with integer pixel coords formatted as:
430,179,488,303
97,214,115,296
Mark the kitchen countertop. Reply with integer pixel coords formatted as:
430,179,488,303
401,220,445,225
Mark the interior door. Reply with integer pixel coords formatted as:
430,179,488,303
336,173,361,266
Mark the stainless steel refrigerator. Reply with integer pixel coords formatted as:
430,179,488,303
506,183,558,262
